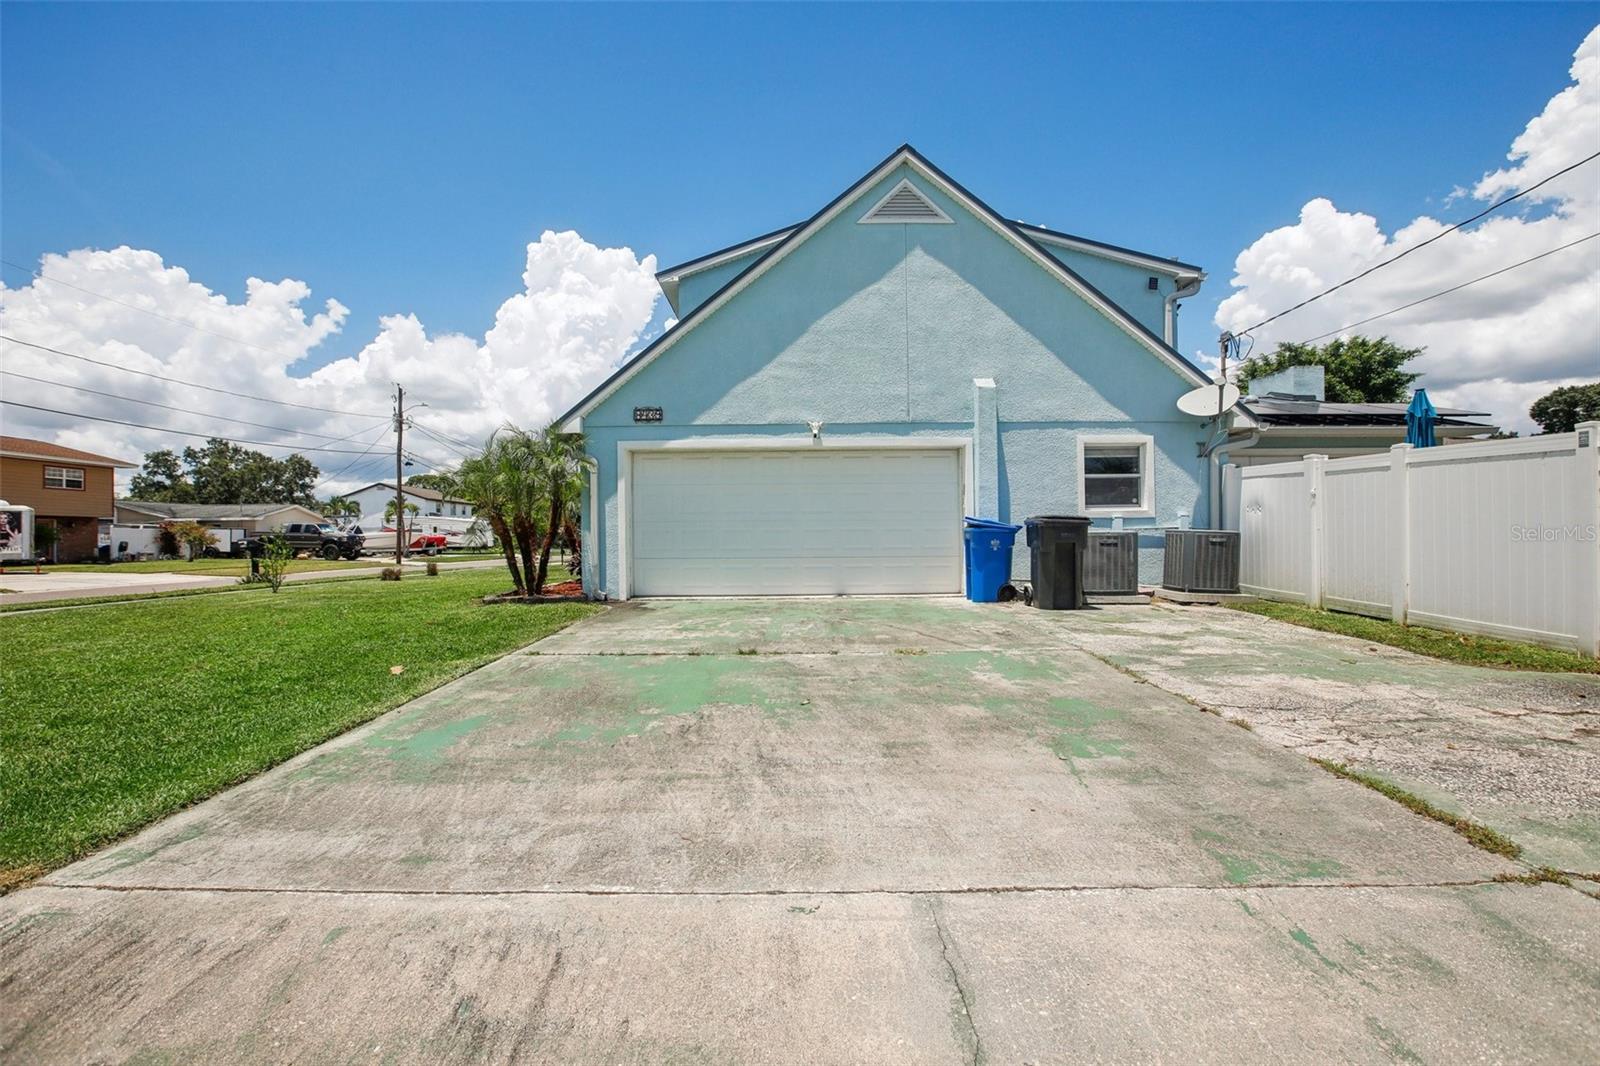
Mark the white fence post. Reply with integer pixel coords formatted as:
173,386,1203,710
1389,443,1412,624
1222,463,1242,531
1576,421,1600,658
1305,454,1327,609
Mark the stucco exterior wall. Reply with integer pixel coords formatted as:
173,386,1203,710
580,162,1210,597
673,247,769,317
1032,243,1175,341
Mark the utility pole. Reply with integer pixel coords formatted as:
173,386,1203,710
394,383,405,568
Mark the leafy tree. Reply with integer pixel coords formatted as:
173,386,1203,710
1528,383,1600,434
128,450,194,501
405,472,459,495
127,440,321,505
1237,336,1423,403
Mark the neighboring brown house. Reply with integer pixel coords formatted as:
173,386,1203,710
0,436,137,561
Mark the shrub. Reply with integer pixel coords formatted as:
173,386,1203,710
169,520,216,561
381,567,403,582
257,535,293,593
156,522,181,558
425,561,439,577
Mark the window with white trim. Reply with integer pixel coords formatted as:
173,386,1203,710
44,465,85,490
1077,435,1154,515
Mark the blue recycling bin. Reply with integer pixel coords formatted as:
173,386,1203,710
963,517,1022,602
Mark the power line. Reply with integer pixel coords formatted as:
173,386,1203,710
0,334,388,418
1294,230,1600,346
410,422,477,459
410,419,480,451
0,258,329,365
0,399,392,454
309,423,395,494
0,368,379,444
1237,148,1600,337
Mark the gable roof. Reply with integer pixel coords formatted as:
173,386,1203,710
340,481,470,505
563,144,1226,432
655,216,1204,314
1,435,136,468
116,500,323,522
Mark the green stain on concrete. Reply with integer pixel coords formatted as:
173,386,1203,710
1289,928,1344,972
369,715,491,764
398,853,439,867
535,655,808,747
1043,697,1128,785
1286,927,1380,991
82,822,207,880
1192,828,1345,885
1234,899,1256,918
322,926,349,946
1365,1017,1425,1064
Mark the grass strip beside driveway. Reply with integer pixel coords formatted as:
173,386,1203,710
1227,600,1599,674
0,570,597,886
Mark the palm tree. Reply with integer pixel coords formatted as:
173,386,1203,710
457,438,525,593
528,424,586,594
456,423,586,597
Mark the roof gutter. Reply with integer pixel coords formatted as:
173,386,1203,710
1163,274,1203,348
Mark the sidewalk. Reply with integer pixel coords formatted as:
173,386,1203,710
0,558,505,608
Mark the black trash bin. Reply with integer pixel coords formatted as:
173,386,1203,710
1025,515,1091,610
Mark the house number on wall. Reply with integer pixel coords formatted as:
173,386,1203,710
634,407,664,423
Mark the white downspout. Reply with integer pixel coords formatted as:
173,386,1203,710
581,456,602,601
1164,274,1203,347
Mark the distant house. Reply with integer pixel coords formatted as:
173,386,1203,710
338,482,475,523
114,501,328,533
1221,366,1498,468
0,436,137,561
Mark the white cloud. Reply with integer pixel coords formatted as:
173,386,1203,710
0,231,659,492
1214,25,1600,434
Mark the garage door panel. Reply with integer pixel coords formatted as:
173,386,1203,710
631,450,962,596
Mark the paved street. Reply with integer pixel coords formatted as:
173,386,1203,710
3,598,1596,1063
0,558,505,606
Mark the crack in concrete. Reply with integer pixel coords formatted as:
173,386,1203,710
924,896,982,1066
34,877,1518,898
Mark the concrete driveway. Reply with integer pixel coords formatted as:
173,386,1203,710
3,598,1596,1063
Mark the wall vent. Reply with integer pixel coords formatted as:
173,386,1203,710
860,179,953,224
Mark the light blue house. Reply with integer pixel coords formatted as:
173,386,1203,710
559,145,1243,599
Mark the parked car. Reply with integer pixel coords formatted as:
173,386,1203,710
236,522,364,561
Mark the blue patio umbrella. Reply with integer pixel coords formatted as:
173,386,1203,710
1405,388,1438,448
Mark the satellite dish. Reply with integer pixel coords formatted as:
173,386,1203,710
1176,382,1241,418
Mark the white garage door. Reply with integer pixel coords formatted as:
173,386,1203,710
629,449,963,596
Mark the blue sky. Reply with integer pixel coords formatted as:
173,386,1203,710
5,2,1594,362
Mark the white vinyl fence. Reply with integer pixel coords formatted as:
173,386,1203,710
1223,422,1600,656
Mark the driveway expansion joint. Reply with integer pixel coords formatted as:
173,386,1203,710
35,878,1528,898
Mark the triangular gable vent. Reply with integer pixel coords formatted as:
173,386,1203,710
859,178,953,224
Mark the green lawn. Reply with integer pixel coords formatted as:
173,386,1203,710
26,557,378,577
1227,600,1600,674
0,569,598,886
